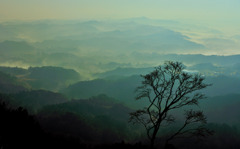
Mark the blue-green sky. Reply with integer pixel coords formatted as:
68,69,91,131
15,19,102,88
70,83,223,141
0,0,239,21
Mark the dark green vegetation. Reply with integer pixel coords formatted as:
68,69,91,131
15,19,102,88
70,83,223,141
0,66,81,91
37,95,137,143
0,60,240,149
0,20,240,149
0,71,26,93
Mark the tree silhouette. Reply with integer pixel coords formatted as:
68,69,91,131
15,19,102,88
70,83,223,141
129,61,212,148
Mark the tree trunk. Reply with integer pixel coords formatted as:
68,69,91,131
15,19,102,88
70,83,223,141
150,138,155,149
150,128,158,149
164,143,176,149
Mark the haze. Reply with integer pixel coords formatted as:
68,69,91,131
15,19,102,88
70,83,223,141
1,1,240,148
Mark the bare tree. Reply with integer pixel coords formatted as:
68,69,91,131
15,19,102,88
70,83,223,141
129,61,212,148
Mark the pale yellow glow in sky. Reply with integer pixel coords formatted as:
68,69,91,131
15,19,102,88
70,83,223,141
1,0,239,40
0,0,239,22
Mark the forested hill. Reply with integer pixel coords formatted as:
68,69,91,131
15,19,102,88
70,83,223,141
0,66,81,91
0,71,27,93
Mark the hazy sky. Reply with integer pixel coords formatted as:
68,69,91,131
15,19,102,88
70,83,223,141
0,0,239,22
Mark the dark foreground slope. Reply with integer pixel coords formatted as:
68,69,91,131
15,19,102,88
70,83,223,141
1,91,240,149
37,95,139,144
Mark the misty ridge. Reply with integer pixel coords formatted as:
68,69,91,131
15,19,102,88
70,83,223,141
0,18,240,149
1,18,240,78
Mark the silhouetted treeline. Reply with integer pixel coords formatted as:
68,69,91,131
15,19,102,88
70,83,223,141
0,97,85,149
0,98,43,149
1,93,240,149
